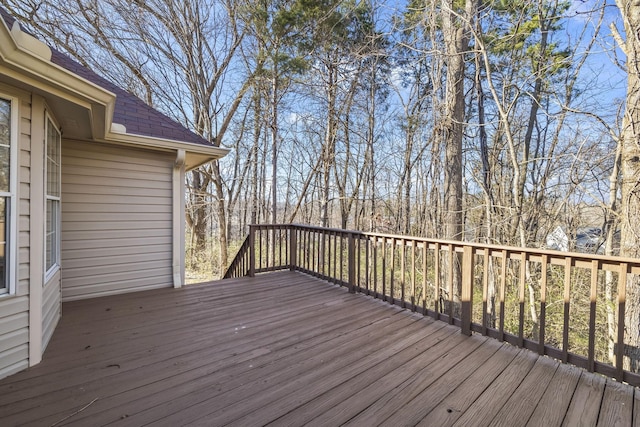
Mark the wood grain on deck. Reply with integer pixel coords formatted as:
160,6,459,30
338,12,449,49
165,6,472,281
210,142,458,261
0,271,637,426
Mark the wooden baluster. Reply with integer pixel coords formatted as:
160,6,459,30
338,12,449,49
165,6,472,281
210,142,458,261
279,228,283,268
320,231,324,277
260,228,265,272
348,232,356,293
448,244,454,324
303,230,307,271
249,225,256,277
305,230,313,272
289,227,297,271
616,263,628,381
265,227,268,270
461,246,474,336
328,232,332,281
422,241,428,314
518,252,527,348
435,243,441,319
482,249,489,336
382,238,387,302
308,230,313,273
325,230,329,279
357,236,361,292
321,231,326,278
309,229,313,272
308,229,312,272
588,259,599,372
562,256,572,363
390,238,396,305
333,233,342,283
411,240,416,312
365,237,370,295
499,250,507,342
373,238,379,299
401,238,406,308
335,232,339,283
271,227,276,270
539,254,548,356
336,233,348,284
315,231,320,275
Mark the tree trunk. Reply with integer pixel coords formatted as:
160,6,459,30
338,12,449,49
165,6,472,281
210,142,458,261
211,161,228,275
441,0,471,311
605,137,622,364
271,63,279,225
320,61,338,228
187,168,211,269
615,0,640,371
441,0,466,243
250,90,262,225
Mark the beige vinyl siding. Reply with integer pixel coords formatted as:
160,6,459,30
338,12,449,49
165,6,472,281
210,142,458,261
18,100,30,297
61,140,174,301
0,92,30,380
42,270,60,349
0,297,29,379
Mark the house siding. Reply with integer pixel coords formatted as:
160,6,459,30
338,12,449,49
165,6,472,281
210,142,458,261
0,91,31,379
18,100,30,297
61,140,174,301
42,270,60,349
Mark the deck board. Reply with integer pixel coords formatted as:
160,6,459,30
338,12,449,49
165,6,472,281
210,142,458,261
527,362,582,427
267,327,469,427
597,378,634,426
263,321,457,426
451,349,539,426
563,372,606,427
415,344,522,427
341,335,490,427
375,338,504,427
0,271,637,426
488,355,560,426
117,310,425,426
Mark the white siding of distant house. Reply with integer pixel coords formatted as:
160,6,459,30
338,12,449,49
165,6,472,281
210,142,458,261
61,140,174,301
0,88,30,379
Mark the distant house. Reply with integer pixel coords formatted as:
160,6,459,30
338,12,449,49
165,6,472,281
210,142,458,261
546,225,619,255
0,9,227,379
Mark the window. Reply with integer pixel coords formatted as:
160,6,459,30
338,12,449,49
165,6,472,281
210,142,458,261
0,96,16,294
45,115,61,277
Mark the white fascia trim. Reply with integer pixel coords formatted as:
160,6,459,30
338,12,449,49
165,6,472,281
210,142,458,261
105,129,230,159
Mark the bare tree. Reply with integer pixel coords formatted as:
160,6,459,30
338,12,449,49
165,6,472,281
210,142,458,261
4,0,259,273
613,0,640,370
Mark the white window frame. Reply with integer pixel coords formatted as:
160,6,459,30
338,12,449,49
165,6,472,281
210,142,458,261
0,94,18,296
44,112,61,282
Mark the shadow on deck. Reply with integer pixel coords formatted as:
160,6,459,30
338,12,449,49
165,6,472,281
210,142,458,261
0,271,637,426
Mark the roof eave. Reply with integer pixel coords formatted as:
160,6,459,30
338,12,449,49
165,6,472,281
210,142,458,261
0,19,116,139
0,15,228,168
106,127,230,170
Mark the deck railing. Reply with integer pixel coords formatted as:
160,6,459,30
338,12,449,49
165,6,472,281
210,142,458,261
223,234,251,279
224,223,640,386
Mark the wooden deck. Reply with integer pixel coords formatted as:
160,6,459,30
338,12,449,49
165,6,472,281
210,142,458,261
0,271,638,426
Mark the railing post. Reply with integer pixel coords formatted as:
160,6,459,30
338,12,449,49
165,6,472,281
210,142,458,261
461,246,474,336
248,225,256,277
348,232,356,293
289,226,297,271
